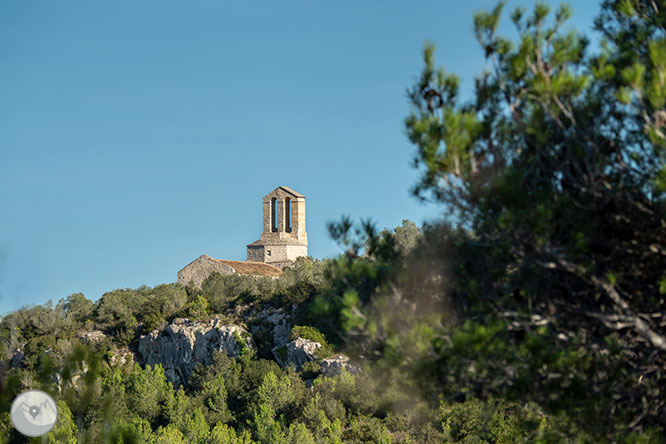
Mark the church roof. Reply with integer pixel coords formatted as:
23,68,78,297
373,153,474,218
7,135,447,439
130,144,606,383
215,258,283,277
247,238,307,247
178,255,282,287
277,186,304,198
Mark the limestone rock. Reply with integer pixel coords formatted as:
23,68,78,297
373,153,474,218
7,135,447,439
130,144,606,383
10,348,25,368
272,337,320,369
78,330,107,343
109,348,134,366
253,307,291,348
138,316,253,387
54,362,88,393
320,355,360,378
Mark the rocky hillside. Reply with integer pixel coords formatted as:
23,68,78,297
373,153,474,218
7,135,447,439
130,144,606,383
49,311,360,392
133,314,357,388
0,257,382,443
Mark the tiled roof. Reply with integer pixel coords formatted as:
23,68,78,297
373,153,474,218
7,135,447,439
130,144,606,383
213,258,282,277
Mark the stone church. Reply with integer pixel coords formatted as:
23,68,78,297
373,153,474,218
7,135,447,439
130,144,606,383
177,186,308,287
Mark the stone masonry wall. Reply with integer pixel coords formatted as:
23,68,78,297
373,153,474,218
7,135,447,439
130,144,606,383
177,255,235,287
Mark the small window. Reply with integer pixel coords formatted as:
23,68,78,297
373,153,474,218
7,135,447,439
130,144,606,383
267,250,271,256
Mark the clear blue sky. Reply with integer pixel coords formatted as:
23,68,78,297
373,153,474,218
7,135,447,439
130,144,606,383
0,0,600,312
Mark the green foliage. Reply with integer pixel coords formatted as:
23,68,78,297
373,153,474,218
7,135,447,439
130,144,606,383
186,294,211,319
104,419,145,444
180,407,210,443
286,422,316,444
439,397,577,443
275,258,327,306
201,272,272,311
150,424,187,444
256,371,296,415
344,416,393,444
200,373,232,424
289,325,329,355
299,360,321,380
93,284,188,338
22,334,56,369
398,0,666,437
126,364,174,425
60,293,94,326
210,422,256,443
388,219,423,258
197,258,327,311
46,401,78,443
252,401,286,444
296,233,396,345
274,344,288,363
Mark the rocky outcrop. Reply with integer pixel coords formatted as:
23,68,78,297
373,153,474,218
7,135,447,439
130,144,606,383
10,348,25,368
252,307,291,348
78,330,107,343
138,317,253,387
54,362,89,393
272,337,320,369
109,348,133,366
320,355,360,378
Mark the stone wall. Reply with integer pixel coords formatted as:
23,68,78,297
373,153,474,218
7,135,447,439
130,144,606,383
246,242,308,266
177,255,235,287
246,245,265,262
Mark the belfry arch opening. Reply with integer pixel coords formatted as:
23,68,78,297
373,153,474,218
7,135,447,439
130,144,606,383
285,198,292,232
271,198,278,232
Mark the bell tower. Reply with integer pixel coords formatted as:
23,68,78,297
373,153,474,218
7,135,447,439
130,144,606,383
247,186,308,268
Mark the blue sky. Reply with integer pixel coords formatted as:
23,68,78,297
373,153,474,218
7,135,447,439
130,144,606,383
0,0,600,312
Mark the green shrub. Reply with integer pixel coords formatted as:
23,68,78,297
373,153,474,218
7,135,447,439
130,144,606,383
300,361,321,380
274,345,288,364
201,272,277,312
290,325,333,359
290,325,326,344
186,295,210,319
439,397,577,443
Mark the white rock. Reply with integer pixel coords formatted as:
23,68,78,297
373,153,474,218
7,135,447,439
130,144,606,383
78,330,107,343
137,316,253,387
10,348,25,368
320,355,360,378
254,307,291,347
272,337,320,369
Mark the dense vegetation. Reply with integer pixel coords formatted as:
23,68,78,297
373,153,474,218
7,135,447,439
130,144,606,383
2,0,666,442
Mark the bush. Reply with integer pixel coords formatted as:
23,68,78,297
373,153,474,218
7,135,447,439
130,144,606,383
290,326,326,344
290,325,333,359
201,272,277,312
439,397,579,443
185,295,210,319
